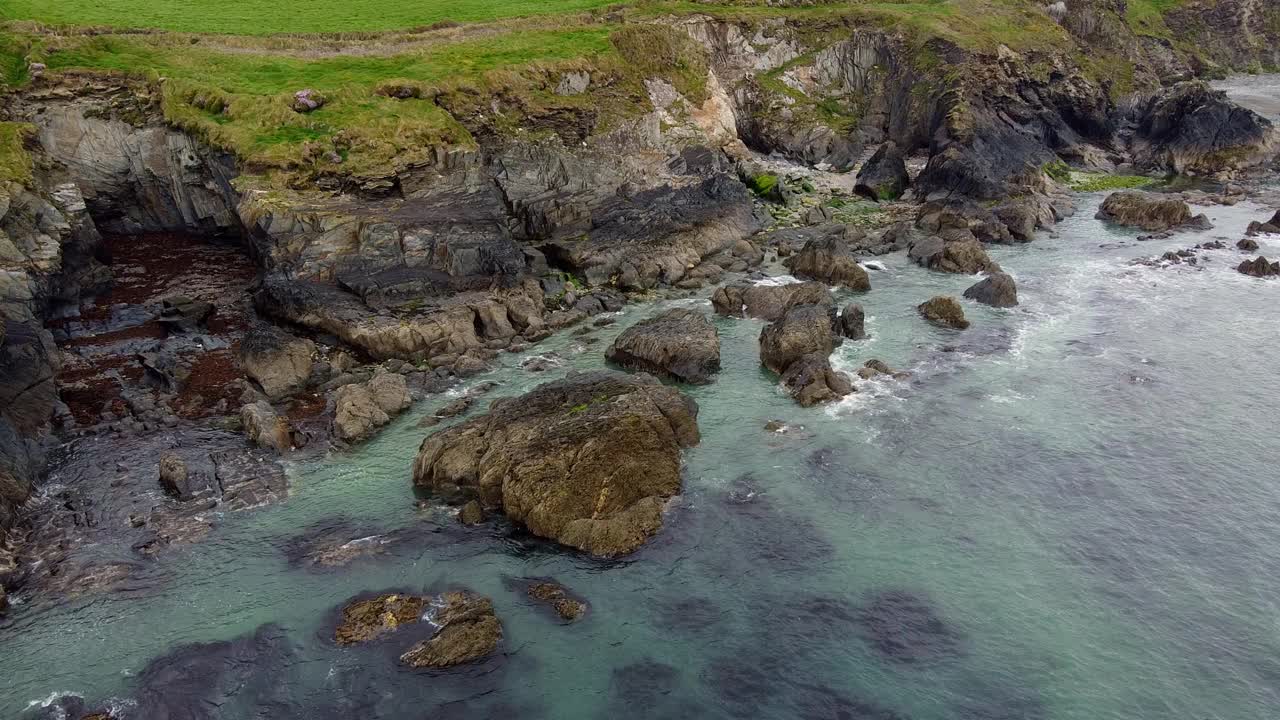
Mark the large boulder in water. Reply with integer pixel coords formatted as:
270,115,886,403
605,308,720,384
854,141,910,202
332,370,411,443
962,272,1019,308
917,296,970,329
711,281,832,321
839,303,866,340
759,304,841,374
907,237,1001,274
1130,81,1276,175
1095,191,1200,232
780,353,853,407
334,593,428,645
238,324,315,400
1237,256,1280,277
412,371,699,557
400,591,502,668
783,236,871,290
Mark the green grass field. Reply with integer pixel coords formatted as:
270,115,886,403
0,0,622,35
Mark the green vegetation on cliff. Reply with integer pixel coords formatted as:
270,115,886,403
0,0,622,35
0,122,34,184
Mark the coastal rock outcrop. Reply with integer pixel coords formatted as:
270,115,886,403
1237,256,1280,277
335,593,428,646
400,591,502,668
759,304,841,374
783,236,871,290
1128,81,1276,175
780,353,854,407
839,303,866,340
711,281,833,320
1245,210,1280,235
239,325,315,400
908,237,1001,274
962,272,1019,308
605,308,721,384
1095,191,1201,232
917,296,970,329
332,370,411,442
854,141,910,202
412,371,699,556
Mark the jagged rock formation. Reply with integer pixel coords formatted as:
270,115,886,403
783,235,871,290
412,371,699,557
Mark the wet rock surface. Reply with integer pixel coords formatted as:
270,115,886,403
1096,191,1202,232
1237,256,1280,277
908,237,1001,274
400,591,503,668
918,296,970,330
780,352,854,407
335,593,428,645
759,304,841,374
605,308,721,384
783,235,872,290
518,578,588,622
712,281,833,321
963,272,1019,308
413,371,699,556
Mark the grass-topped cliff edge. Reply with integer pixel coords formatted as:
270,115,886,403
1,0,1275,187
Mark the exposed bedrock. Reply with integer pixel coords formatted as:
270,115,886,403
412,371,699,557
1124,81,1276,175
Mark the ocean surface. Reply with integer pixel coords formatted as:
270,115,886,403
6,93,1280,720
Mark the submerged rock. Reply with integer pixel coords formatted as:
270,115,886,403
854,141,910,202
334,593,427,645
711,281,833,321
783,236,871,291
1095,191,1200,232
605,308,721,384
400,591,502,668
412,371,699,556
917,296,970,330
1237,256,1280,277
526,580,588,621
759,304,841,375
856,590,965,665
962,272,1019,308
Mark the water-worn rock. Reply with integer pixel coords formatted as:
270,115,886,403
839,303,866,340
332,370,411,442
400,591,502,668
962,272,1019,307
526,580,588,621
239,325,315,400
605,308,721,384
158,452,208,500
1237,256,1280,277
1237,237,1260,251
783,236,871,291
1095,191,1196,232
780,353,854,407
759,304,841,375
854,141,910,201
413,371,699,556
334,593,427,645
157,296,214,333
907,237,1000,274
240,401,293,452
711,281,833,320
917,296,970,329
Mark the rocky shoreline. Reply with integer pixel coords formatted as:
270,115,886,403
2,11,1280,711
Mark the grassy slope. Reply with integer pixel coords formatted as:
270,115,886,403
0,0,622,35
0,0,1222,185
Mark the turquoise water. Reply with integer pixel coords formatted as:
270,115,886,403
6,194,1280,719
